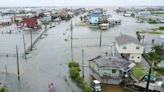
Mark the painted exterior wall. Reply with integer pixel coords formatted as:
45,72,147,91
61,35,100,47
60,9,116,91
23,18,38,28
90,61,123,78
116,43,144,62
124,13,132,17
89,61,124,84
129,53,142,63
98,68,122,78
89,16,99,24
116,43,144,54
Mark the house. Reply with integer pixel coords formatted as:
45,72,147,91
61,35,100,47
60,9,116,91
93,8,103,14
115,35,144,63
23,17,38,28
58,10,68,20
0,17,12,26
108,18,121,25
89,56,135,84
89,13,101,25
124,11,135,17
138,11,151,17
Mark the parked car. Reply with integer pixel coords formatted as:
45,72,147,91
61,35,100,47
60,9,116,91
144,75,156,82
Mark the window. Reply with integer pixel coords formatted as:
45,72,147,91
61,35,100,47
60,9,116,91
131,57,134,59
136,46,140,49
123,46,126,49
112,69,116,73
138,57,140,59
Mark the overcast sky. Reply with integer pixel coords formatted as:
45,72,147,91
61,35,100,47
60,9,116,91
0,0,163,7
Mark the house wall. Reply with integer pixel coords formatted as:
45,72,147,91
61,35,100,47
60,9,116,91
129,53,142,63
124,13,132,17
89,16,99,24
89,68,123,84
116,43,144,62
98,68,121,78
116,43,144,54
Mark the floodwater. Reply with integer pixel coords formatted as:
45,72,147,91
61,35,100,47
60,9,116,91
102,84,133,92
0,10,163,92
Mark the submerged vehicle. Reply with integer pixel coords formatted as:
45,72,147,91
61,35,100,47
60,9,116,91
91,80,102,92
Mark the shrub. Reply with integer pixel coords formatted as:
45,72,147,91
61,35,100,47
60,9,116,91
154,67,164,75
0,88,9,92
68,61,79,68
68,61,92,92
159,26,164,30
75,76,83,84
69,67,80,80
83,83,92,92
148,20,158,24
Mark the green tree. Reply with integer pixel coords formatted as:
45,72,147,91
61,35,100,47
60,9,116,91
69,67,80,79
148,52,159,65
68,61,79,68
152,45,161,53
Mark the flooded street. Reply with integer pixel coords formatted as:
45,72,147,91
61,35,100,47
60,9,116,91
0,10,163,92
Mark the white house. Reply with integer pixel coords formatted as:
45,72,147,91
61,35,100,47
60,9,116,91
115,35,144,63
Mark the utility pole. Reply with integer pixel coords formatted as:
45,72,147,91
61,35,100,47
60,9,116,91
23,34,26,59
70,19,73,61
16,45,20,80
5,65,7,73
99,29,102,48
146,67,151,92
82,48,84,78
30,29,33,51
45,24,47,36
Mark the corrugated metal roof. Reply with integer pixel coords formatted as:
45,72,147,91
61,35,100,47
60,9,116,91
115,35,142,46
89,56,131,70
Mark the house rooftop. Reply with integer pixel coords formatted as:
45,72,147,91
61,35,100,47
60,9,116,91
89,56,131,70
115,35,142,46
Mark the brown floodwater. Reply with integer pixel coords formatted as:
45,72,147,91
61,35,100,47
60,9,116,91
102,84,134,92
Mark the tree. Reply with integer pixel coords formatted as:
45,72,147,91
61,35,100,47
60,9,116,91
69,67,80,79
68,61,79,68
80,16,83,21
152,45,161,53
148,52,159,65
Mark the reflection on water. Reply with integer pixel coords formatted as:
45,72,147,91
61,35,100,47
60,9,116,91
102,84,134,92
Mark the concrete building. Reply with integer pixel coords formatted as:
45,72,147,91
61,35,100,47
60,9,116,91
89,56,135,84
115,35,144,63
